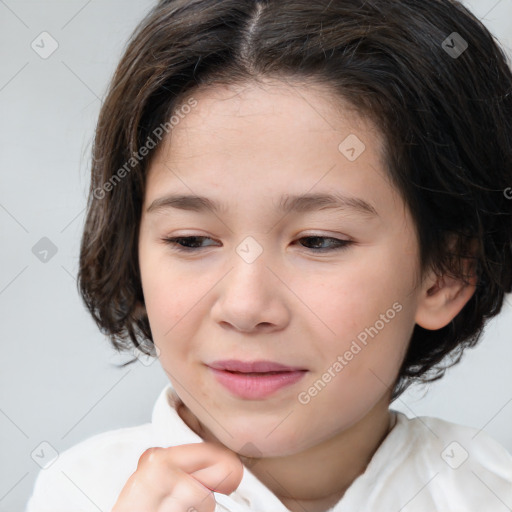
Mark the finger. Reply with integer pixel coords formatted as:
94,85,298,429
113,464,215,512
139,443,244,495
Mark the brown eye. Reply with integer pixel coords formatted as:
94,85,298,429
161,235,353,253
162,236,218,251
296,236,352,252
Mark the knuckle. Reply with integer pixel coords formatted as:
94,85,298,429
137,447,163,467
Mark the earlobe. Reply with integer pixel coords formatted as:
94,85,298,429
414,267,478,331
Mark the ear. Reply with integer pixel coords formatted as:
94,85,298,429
414,237,478,330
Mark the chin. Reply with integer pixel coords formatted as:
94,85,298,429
214,425,308,459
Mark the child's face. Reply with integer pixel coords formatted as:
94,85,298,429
138,79,424,456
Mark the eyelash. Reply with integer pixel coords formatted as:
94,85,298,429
162,235,353,253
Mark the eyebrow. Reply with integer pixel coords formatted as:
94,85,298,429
146,192,379,218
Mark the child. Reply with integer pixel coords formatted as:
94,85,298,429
26,0,512,510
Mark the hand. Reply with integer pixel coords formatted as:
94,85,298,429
111,442,244,512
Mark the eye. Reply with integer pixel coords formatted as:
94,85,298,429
162,236,218,252
295,236,352,252
162,235,352,253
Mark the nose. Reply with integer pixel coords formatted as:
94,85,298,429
210,244,291,334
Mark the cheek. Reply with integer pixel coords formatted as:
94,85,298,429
139,252,195,342
302,260,408,342
146,291,199,351
299,246,415,380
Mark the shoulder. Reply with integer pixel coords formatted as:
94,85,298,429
393,412,512,509
25,423,153,512
405,413,512,470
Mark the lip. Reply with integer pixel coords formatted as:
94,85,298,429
207,359,306,373
206,360,308,399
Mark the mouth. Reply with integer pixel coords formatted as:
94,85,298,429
206,360,308,399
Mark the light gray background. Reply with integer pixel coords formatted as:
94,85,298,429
0,1,511,511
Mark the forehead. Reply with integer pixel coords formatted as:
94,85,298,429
142,78,399,222
165,79,380,152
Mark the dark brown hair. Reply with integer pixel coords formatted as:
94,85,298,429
77,0,512,401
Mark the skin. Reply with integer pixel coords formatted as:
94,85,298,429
137,78,477,512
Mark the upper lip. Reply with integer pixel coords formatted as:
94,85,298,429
207,359,306,373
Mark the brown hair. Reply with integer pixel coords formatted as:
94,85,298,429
77,0,512,401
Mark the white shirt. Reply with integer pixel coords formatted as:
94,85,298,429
25,383,512,512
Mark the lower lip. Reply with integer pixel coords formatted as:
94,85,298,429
209,368,307,399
